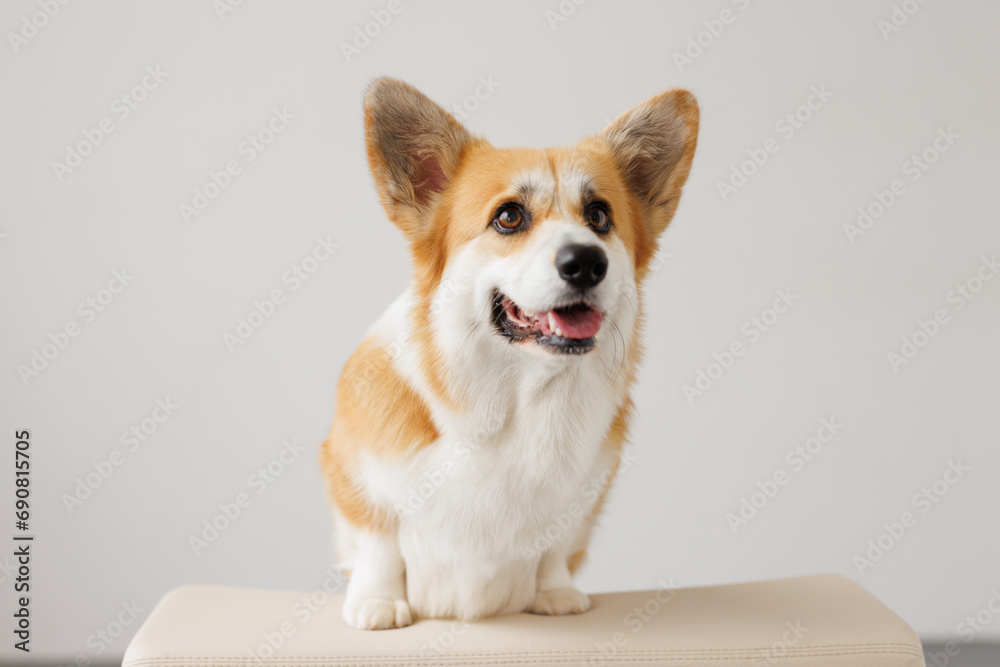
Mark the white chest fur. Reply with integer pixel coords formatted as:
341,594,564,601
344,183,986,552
355,292,626,618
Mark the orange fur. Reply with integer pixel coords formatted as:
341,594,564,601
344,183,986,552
338,336,439,455
320,336,439,530
319,435,393,533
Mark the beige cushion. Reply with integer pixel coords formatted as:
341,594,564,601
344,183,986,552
122,573,924,666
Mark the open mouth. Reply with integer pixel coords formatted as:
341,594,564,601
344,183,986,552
491,290,603,354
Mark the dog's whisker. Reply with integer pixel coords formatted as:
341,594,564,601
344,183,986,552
607,320,628,388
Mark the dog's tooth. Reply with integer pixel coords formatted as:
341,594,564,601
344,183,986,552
548,312,557,333
554,326,564,337
524,309,535,318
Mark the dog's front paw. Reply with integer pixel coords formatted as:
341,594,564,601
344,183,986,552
343,596,413,630
530,587,591,615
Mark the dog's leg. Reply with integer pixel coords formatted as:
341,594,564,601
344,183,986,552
530,440,621,616
342,529,412,630
529,545,591,615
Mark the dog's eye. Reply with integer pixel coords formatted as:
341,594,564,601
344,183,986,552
492,203,527,234
585,202,611,233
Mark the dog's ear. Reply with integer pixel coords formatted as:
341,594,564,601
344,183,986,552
602,89,699,238
364,78,474,236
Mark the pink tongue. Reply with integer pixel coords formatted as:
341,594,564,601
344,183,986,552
547,307,603,339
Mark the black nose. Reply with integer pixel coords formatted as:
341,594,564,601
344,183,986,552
556,244,608,289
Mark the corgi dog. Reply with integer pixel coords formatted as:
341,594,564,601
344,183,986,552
320,78,698,630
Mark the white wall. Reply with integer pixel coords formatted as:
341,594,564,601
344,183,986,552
1,0,998,661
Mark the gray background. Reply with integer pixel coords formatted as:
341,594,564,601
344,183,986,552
1,0,998,663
